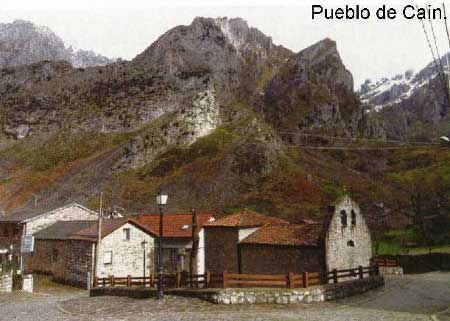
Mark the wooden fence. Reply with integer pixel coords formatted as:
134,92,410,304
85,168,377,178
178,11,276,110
93,265,378,289
371,257,400,267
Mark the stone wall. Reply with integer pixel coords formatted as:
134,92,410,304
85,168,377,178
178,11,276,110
25,204,98,235
239,244,324,274
0,274,12,293
27,239,93,286
325,196,372,273
99,222,155,278
204,227,239,273
378,266,403,275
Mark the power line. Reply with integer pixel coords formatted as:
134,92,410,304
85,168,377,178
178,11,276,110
419,16,450,106
428,17,449,94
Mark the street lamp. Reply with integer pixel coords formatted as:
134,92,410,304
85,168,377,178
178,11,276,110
141,240,148,286
156,191,168,299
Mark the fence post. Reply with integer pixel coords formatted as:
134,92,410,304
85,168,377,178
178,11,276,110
102,278,106,287
150,272,155,287
93,277,98,288
176,272,181,288
127,275,131,287
302,272,309,288
205,271,211,288
375,265,379,276
110,275,115,287
288,272,294,289
223,272,228,288
384,258,387,267
332,269,338,284
358,265,363,279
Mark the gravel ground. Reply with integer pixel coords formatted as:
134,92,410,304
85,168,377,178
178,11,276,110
0,272,449,321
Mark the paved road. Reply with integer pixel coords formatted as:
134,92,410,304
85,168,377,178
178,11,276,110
0,272,449,321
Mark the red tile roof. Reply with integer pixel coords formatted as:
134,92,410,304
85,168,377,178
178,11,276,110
239,223,323,247
204,209,288,228
132,212,215,238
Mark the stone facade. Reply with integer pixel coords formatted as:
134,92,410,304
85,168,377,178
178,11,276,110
98,222,154,278
24,203,98,235
325,196,372,273
238,244,324,274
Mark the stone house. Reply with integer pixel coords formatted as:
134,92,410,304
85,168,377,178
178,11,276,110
133,212,215,274
203,209,289,273
0,203,98,265
28,219,155,286
205,196,372,277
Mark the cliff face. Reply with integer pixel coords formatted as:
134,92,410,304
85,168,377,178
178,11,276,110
0,20,113,68
262,38,366,137
0,17,395,222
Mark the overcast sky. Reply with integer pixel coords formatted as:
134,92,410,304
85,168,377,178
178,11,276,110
1,0,449,88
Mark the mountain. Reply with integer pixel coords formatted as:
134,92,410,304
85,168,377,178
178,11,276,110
0,16,440,230
359,56,450,141
0,20,114,68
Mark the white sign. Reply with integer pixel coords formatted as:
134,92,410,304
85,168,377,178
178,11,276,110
20,235,34,253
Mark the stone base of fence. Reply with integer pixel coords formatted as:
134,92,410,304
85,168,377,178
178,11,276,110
90,276,384,304
0,274,13,293
378,266,403,276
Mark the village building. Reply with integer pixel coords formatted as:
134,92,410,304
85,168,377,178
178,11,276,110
238,223,324,274
204,196,373,277
0,203,98,265
27,219,155,286
203,209,289,273
324,195,372,272
133,212,215,274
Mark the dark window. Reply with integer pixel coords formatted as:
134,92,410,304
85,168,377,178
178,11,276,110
347,240,355,247
123,228,130,241
351,210,356,226
340,210,347,227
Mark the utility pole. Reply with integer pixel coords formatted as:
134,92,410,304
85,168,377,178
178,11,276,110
94,193,103,280
189,208,199,277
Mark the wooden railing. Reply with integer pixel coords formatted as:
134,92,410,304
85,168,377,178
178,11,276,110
371,257,400,267
94,265,379,289
326,265,378,283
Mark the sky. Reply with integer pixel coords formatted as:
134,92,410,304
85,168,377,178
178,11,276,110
1,0,450,88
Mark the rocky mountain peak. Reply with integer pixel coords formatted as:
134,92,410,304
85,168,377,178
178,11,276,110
295,38,353,91
0,19,113,68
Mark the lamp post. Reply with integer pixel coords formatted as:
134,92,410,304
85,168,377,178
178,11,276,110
141,240,148,286
156,191,168,299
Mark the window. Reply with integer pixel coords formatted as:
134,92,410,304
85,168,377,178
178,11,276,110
340,210,347,227
351,210,356,226
104,251,113,265
347,240,355,247
123,228,130,241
